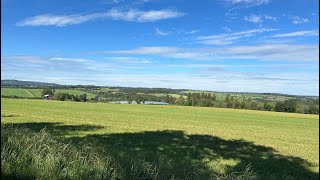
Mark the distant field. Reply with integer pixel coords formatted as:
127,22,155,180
146,93,186,98
1,98,318,179
181,90,292,101
1,88,96,99
97,88,119,92
1,88,42,98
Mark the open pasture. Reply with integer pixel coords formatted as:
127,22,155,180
1,98,319,179
1,88,96,98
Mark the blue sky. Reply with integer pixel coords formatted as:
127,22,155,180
1,0,319,95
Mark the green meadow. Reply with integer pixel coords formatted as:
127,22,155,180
1,98,319,179
1,88,96,98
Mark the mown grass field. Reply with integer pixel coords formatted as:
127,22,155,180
1,88,96,98
1,98,319,179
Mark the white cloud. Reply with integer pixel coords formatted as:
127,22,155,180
196,28,277,45
264,15,277,21
155,28,170,36
16,14,103,27
113,0,125,4
270,30,319,38
105,57,152,63
226,0,271,5
49,57,91,63
290,16,309,24
225,0,271,10
2,54,318,95
221,44,318,62
102,43,319,62
16,9,184,26
222,26,232,32
106,46,179,54
244,14,262,23
243,14,277,24
184,30,199,34
105,8,184,22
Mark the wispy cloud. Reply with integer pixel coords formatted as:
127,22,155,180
243,14,277,24
225,0,271,5
106,8,184,22
155,28,170,36
244,14,262,23
222,26,232,32
16,14,102,27
270,30,319,38
101,43,319,62
290,16,309,24
105,56,152,64
16,9,185,26
2,54,318,95
225,0,271,10
196,28,277,45
184,30,199,34
105,46,179,54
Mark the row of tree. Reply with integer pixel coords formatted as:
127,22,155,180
41,89,87,102
171,93,319,114
40,88,318,114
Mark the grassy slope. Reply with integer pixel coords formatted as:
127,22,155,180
1,98,319,178
1,88,38,98
1,88,96,98
55,89,96,98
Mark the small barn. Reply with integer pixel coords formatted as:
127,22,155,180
43,94,50,100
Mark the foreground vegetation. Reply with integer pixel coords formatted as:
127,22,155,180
1,98,319,179
1,124,257,179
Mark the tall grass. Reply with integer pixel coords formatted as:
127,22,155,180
1,124,256,180
1,124,117,179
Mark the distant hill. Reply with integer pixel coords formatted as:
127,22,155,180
1,79,318,98
1,80,60,87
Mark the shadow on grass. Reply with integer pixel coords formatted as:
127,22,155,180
3,122,319,179
1,172,34,180
1,114,19,118
3,122,104,136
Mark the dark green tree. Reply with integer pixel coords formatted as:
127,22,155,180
41,88,54,96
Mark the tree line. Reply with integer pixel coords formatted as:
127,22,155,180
4,88,316,115
41,89,87,102
171,93,318,114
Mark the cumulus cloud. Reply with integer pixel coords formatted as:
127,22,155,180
16,9,184,26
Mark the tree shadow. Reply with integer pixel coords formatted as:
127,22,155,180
4,122,319,179
4,122,104,137
1,114,19,118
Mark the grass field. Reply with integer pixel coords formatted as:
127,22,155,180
1,98,319,179
1,88,42,98
137,93,186,98
1,88,96,98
